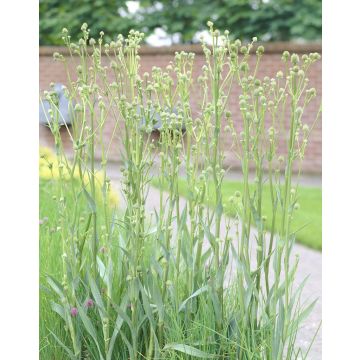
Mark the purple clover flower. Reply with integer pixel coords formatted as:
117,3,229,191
85,298,94,308
70,307,78,317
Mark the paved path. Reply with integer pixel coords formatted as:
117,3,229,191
108,167,321,359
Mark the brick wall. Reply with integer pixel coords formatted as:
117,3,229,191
39,43,322,174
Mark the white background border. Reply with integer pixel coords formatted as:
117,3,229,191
0,0,360,358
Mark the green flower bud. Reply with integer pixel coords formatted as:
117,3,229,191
282,51,290,62
291,53,300,65
53,52,64,61
268,127,275,136
235,39,242,47
295,107,303,117
239,62,249,72
307,88,316,97
239,99,247,108
256,45,264,55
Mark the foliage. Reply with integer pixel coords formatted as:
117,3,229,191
39,0,322,45
40,23,321,359
137,0,322,42
39,0,132,45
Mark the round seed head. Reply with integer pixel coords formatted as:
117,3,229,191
282,51,290,62
291,53,300,65
256,45,264,55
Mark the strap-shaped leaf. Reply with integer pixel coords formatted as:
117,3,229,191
49,329,78,360
83,186,97,213
178,285,209,312
50,301,66,321
76,300,104,360
46,275,65,300
163,343,215,358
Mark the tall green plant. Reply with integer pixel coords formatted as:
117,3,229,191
41,22,321,359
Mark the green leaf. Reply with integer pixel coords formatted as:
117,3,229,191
76,300,104,360
50,301,66,321
88,272,107,318
163,343,216,358
119,329,135,360
107,295,128,360
289,299,318,334
97,257,113,297
178,285,209,312
83,186,97,213
46,275,65,300
49,330,78,360
111,301,136,341
138,279,156,329
147,273,165,321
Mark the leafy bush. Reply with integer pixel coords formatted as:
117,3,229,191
39,0,322,45
40,23,321,359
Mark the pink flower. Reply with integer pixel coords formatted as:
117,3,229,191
85,299,94,308
70,307,78,317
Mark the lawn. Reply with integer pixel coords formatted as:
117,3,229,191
39,179,70,359
154,178,322,250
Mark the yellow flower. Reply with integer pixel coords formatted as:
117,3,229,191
108,187,119,208
39,147,119,207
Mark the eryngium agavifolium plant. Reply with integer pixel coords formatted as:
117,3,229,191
41,22,321,359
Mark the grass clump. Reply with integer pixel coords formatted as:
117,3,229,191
40,22,321,359
154,178,322,250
